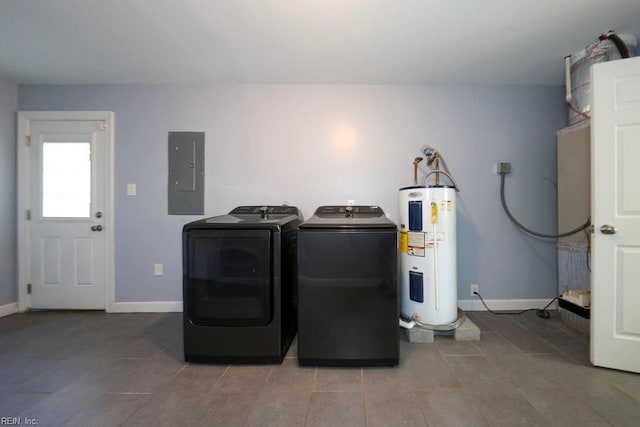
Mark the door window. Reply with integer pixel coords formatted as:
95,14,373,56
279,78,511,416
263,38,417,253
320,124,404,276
42,142,91,218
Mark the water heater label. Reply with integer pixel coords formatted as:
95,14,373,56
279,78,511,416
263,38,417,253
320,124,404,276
430,202,438,224
441,200,453,212
425,230,446,243
407,232,425,257
399,231,408,253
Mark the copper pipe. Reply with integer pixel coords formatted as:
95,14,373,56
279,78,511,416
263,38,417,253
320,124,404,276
435,157,440,185
413,157,423,185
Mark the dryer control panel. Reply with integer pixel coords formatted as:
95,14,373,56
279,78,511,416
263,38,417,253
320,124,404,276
229,206,300,216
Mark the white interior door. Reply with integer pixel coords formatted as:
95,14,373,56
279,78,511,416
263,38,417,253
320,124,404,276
591,56,640,373
18,112,114,311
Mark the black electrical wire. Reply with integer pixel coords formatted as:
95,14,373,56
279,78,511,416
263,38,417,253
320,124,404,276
584,227,591,272
500,173,591,239
473,291,558,319
607,33,630,58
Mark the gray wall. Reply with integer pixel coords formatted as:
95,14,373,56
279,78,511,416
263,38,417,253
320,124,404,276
0,81,17,306
18,84,565,302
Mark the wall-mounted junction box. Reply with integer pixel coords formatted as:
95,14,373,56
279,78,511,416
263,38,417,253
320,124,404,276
496,162,511,174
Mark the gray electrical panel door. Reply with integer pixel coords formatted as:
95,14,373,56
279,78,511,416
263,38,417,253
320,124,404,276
168,132,204,215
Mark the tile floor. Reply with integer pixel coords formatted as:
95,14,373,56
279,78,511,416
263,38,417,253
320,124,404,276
1,310,639,426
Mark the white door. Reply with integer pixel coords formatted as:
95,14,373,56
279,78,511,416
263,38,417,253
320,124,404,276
591,56,640,373
18,112,114,311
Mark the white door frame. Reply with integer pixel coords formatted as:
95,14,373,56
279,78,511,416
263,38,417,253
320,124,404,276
17,111,115,312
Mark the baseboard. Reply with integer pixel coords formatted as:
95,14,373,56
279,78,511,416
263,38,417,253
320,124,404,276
108,299,557,314
109,301,182,313
0,302,19,317
2,299,560,315
458,298,559,312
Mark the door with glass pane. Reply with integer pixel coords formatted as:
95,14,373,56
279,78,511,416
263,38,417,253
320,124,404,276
29,120,107,309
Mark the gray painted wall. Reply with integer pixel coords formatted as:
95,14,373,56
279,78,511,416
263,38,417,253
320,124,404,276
0,81,17,306
18,84,565,302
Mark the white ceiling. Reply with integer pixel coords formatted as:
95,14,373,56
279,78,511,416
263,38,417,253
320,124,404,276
0,0,638,86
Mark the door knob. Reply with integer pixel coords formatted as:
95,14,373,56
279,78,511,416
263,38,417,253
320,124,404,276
91,225,103,232
600,225,617,235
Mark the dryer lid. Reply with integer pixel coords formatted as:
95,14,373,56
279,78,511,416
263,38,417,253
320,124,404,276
182,205,302,230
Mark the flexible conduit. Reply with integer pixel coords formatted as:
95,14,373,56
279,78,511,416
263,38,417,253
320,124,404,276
500,173,591,239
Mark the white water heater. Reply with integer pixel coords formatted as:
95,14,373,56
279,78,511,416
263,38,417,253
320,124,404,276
399,185,458,326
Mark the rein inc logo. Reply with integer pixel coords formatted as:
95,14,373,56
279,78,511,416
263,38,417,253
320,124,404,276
1,418,37,425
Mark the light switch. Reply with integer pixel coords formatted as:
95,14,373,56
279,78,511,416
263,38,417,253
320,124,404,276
127,183,137,196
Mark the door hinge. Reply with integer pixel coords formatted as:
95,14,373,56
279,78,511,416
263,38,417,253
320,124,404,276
25,135,31,147
27,283,32,295
26,209,31,221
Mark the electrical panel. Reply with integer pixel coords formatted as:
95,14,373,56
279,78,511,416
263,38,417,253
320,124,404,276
168,132,204,215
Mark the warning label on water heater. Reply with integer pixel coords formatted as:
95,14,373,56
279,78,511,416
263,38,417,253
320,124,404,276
407,232,425,257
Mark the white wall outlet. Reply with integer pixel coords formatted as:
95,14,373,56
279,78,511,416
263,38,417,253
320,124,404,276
470,283,479,296
154,263,164,276
127,183,137,196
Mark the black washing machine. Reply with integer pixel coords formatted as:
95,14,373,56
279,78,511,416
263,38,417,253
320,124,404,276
297,205,399,367
182,206,302,363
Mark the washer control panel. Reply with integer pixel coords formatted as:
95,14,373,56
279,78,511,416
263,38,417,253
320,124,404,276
314,205,384,218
